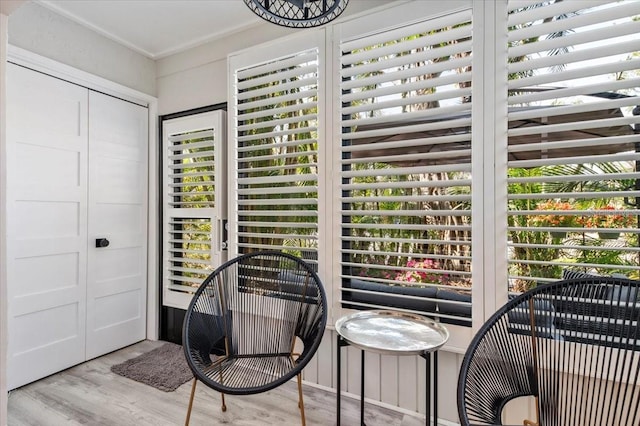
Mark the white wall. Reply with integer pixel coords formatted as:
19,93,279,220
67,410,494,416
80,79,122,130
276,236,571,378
156,0,397,115
156,21,291,114
8,2,156,96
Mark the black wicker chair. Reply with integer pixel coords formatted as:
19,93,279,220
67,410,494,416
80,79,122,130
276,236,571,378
182,251,327,426
458,276,640,426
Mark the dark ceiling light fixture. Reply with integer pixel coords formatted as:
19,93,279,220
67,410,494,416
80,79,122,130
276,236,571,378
243,0,349,28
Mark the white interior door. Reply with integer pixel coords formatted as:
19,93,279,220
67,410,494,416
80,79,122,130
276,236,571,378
6,63,88,389
86,91,148,359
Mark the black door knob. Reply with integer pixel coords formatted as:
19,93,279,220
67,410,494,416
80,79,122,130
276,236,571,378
96,238,110,248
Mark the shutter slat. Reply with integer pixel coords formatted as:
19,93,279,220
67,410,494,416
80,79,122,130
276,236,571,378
239,102,319,122
238,198,318,206
508,134,640,155
343,117,472,141
343,133,470,153
238,67,316,91
343,179,472,190
236,53,317,81
511,152,640,169
168,130,215,143
508,97,639,121
168,160,215,169
237,221,318,229
508,2,640,43
342,39,472,78
238,89,317,112
508,38,639,75
343,149,472,166
168,151,213,161
238,186,318,195
508,19,640,59
341,71,471,105
237,125,316,142
340,8,472,52
510,58,640,90
237,76,317,101
342,94,471,123
508,0,611,27
237,138,317,152
238,173,317,185
238,113,317,132
508,115,639,138
509,78,640,105
341,56,472,91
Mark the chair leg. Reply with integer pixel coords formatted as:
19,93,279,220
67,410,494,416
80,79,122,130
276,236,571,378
220,392,227,412
523,395,540,426
297,373,306,426
185,378,198,426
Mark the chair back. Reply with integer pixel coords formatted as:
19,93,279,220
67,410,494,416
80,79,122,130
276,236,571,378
458,277,640,426
183,251,327,394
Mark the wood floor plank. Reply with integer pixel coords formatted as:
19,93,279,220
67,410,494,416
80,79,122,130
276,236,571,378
7,340,427,426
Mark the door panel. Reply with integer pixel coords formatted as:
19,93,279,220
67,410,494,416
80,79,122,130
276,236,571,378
86,91,148,359
6,63,88,389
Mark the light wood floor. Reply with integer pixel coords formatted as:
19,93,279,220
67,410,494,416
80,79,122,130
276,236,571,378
7,340,429,426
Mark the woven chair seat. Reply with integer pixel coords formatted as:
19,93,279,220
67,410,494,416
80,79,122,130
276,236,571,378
196,353,298,393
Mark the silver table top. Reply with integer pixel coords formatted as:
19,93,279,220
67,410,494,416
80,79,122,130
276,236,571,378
335,310,449,356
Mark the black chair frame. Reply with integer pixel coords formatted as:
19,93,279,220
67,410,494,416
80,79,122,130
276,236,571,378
458,276,640,426
183,251,327,425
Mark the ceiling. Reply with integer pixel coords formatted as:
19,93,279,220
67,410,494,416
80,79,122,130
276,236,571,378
35,0,394,60
36,0,265,59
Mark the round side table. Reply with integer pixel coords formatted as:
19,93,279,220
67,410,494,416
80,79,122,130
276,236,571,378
335,310,449,425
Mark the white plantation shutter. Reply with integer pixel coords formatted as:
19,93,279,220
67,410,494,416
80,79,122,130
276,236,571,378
338,9,474,325
166,216,213,285
229,35,322,267
506,0,640,291
167,129,216,208
162,111,226,309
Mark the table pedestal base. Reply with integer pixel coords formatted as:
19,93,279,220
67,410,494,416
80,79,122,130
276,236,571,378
336,334,439,426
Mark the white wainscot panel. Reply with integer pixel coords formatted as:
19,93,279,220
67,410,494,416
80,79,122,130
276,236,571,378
93,289,142,331
11,302,80,355
93,247,141,283
92,204,142,234
15,144,80,187
14,252,79,297
12,94,82,142
92,157,144,203
14,200,79,239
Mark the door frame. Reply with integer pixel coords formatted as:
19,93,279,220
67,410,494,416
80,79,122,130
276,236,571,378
4,45,160,345
159,104,227,344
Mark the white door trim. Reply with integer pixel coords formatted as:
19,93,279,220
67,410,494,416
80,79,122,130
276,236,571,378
1,13,9,426
6,45,159,341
